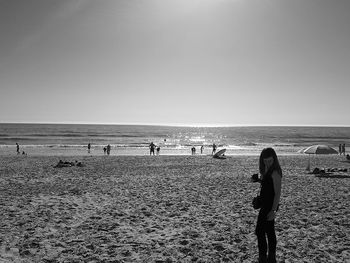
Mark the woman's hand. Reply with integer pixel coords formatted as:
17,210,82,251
267,210,276,221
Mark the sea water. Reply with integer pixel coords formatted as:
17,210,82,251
0,123,349,156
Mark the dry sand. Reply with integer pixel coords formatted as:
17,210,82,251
0,155,349,262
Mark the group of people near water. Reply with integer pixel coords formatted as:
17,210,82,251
339,143,346,155
103,144,111,155
191,143,217,155
15,142,220,156
88,143,111,155
149,142,218,156
149,142,161,155
15,143,27,155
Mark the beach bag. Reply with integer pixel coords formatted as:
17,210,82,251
252,195,262,209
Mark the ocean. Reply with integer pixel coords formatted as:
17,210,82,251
0,123,349,156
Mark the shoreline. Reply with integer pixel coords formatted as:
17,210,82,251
0,145,323,157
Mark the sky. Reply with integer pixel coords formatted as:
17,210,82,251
1,0,350,126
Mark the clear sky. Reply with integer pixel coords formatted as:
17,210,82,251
1,0,350,126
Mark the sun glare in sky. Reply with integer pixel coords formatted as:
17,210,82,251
0,0,350,126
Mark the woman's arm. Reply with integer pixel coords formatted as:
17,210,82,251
271,171,281,211
267,170,282,220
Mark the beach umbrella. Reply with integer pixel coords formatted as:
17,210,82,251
303,145,338,155
302,144,338,171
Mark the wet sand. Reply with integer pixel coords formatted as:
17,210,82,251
0,155,349,262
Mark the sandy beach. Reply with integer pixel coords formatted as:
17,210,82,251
0,154,349,262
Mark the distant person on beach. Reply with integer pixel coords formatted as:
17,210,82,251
254,148,282,263
191,146,196,155
342,144,346,155
149,142,156,155
339,144,342,155
16,143,20,154
201,145,204,154
106,144,111,155
212,143,217,155
103,147,107,155
88,143,91,153
156,146,160,155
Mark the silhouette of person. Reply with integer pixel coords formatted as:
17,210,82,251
255,148,282,263
16,143,20,154
156,146,160,155
339,144,342,155
191,146,196,155
106,144,111,155
103,147,107,155
88,143,91,153
149,142,156,155
212,143,217,155
201,145,204,154
342,144,346,155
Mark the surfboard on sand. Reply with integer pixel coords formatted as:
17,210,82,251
213,148,226,159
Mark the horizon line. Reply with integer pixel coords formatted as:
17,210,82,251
1,121,350,128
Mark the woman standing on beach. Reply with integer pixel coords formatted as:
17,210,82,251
255,148,282,263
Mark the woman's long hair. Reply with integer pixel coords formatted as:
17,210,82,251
259,147,282,176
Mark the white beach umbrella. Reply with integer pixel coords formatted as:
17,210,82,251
302,144,338,171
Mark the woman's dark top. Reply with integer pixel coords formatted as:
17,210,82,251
259,168,276,212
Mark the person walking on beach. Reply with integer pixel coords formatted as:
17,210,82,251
88,143,91,153
200,145,204,154
254,148,282,263
16,143,20,154
106,144,111,155
212,143,217,155
149,142,156,155
342,144,346,155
